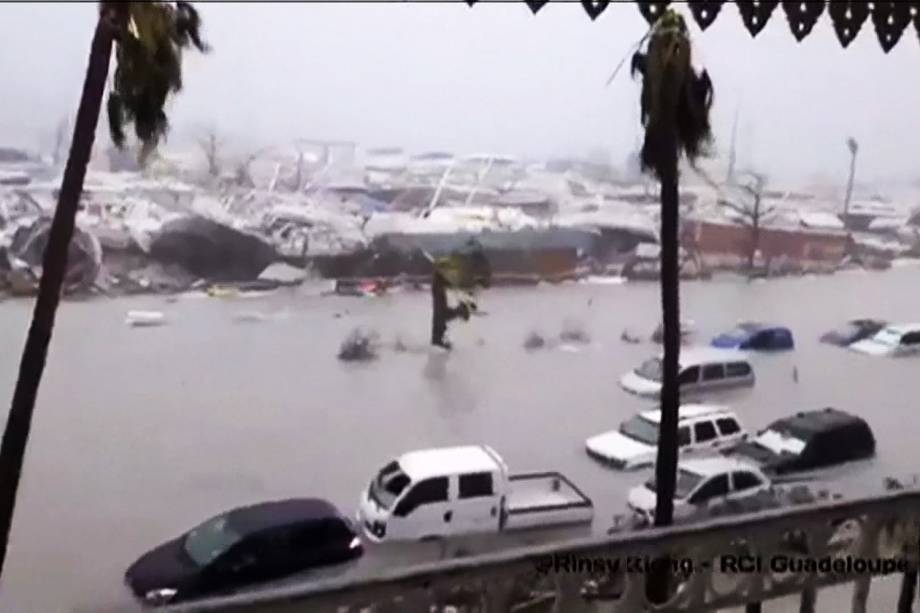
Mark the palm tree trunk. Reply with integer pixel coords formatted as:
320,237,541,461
844,149,857,218
647,125,681,604
655,147,681,525
0,8,116,576
431,271,449,347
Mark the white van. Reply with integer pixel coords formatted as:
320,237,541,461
620,348,755,398
357,445,593,542
585,404,746,469
849,323,920,357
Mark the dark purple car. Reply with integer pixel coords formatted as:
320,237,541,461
125,498,362,606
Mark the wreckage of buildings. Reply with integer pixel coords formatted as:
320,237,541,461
1,143,918,297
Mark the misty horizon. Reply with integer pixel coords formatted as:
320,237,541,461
2,2,919,187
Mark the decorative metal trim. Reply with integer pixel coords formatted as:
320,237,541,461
580,0,611,21
872,2,913,53
637,1,671,25
688,1,725,31
461,1,918,52
782,1,825,42
827,2,871,48
737,0,780,37
523,0,549,15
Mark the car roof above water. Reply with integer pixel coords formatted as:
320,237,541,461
227,498,344,534
639,404,735,424
880,323,920,335
671,347,751,367
396,445,501,481
680,456,763,478
763,408,872,440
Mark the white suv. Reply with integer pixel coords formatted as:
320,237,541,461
627,457,771,523
585,404,746,470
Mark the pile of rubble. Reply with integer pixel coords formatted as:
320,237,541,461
2,143,919,299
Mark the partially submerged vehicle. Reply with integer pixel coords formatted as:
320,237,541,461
358,445,593,542
585,404,746,470
125,498,362,606
849,323,920,357
730,408,876,478
125,310,166,328
620,348,755,398
627,457,771,523
819,319,887,347
711,322,794,351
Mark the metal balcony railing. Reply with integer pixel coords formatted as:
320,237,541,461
166,488,920,613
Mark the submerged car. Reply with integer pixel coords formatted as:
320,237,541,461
711,322,794,351
125,498,362,606
849,323,920,357
627,457,771,523
585,404,746,469
730,408,875,477
620,348,755,398
819,319,887,347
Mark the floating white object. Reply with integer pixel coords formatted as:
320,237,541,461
233,312,268,323
125,310,166,327
580,275,626,285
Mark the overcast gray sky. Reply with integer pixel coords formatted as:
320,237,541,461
2,2,918,184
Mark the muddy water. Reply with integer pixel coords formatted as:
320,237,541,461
0,266,918,612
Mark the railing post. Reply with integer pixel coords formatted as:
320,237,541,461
898,564,918,613
799,584,816,613
851,576,871,613
482,575,516,612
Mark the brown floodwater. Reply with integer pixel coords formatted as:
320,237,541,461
0,266,918,612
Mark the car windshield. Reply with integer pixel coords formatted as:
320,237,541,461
872,328,902,346
619,414,659,446
183,515,244,567
755,428,807,455
645,469,703,500
634,357,663,382
369,461,410,509
831,323,860,338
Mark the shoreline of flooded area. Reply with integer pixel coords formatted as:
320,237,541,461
0,268,918,612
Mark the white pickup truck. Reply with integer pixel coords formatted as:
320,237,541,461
358,445,594,542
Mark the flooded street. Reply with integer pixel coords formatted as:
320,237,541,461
0,267,918,612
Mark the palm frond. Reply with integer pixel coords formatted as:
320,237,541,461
632,9,713,180
107,1,209,163
434,240,492,290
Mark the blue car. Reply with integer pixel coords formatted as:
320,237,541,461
711,322,794,351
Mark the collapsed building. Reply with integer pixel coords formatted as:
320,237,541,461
1,138,919,298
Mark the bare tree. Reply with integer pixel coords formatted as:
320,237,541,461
843,137,858,217
230,147,270,189
719,171,776,270
196,127,222,178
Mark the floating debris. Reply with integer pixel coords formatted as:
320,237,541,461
650,320,696,344
524,331,546,350
559,319,590,344
579,275,626,286
233,311,269,323
125,310,166,327
337,327,380,362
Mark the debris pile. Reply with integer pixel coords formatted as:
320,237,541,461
337,327,380,362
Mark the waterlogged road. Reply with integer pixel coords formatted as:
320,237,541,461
0,266,918,612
